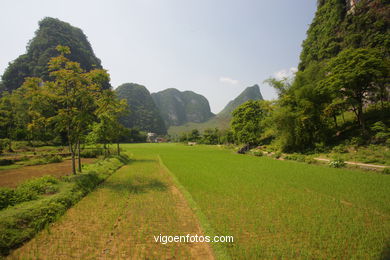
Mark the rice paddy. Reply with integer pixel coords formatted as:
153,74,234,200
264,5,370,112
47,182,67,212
9,143,390,259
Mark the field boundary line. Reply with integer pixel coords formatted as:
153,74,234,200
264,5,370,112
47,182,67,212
157,155,231,260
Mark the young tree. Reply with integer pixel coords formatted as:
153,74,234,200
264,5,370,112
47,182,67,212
91,89,127,156
322,48,389,131
40,45,109,174
231,100,269,148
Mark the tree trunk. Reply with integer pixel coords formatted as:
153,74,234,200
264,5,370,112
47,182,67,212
77,139,82,172
333,115,338,128
357,104,366,132
71,145,76,175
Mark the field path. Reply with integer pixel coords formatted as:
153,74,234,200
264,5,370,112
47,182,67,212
8,153,214,259
314,157,388,169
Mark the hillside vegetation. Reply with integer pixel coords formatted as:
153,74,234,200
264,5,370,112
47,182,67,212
115,83,166,134
168,84,263,135
1,17,110,93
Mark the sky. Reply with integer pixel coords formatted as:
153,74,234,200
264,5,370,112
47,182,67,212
0,0,317,113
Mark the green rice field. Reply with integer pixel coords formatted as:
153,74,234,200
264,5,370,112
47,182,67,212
8,143,390,259
125,143,390,259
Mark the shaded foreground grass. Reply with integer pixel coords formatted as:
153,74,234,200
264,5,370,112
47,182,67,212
127,144,390,259
9,152,213,259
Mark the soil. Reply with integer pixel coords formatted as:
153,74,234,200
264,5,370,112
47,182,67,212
0,158,95,188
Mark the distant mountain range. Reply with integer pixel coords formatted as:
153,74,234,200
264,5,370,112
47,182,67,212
115,83,263,135
151,88,214,127
0,17,264,136
167,84,263,135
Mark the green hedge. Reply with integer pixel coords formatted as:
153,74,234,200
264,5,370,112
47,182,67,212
0,154,129,255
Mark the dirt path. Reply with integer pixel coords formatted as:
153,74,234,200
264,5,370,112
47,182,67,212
314,157,388,169
8,155,214,259
0,158,95,188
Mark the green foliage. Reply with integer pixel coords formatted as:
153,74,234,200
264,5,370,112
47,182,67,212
299,0,345,70
0,159,13,166
321,48,388,130
231,100,269,146
1,17,110,93
0,176,59,210
370,121,390,143
201,128,219,144
116,83,166,134
329,159,346,168
187,129,201,142
382,168,390,174
80,148,104,158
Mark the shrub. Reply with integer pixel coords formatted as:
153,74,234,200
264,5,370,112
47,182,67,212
382,168,390,175
44,155,63,163
273,152,282,159
80,149,104,158
0,176,60,210
284,153,306,162
332,144,348,154
329,159,346,168
0,139,11,154
253,151,263,157
0,159,13,166
0,188,14,210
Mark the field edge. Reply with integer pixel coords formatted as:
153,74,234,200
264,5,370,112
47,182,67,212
157,155,231,260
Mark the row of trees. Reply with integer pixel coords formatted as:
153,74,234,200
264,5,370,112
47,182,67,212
177,128,233,145
0,46,127,174
230,47,389,152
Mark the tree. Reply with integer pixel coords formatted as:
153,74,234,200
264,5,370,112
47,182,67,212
187,129,200,142
231,100,269,147
322,48,389,131
202,128,219,145
31,45,110,174
90,90,128,156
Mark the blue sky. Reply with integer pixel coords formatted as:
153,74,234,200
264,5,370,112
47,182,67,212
0,0,317,113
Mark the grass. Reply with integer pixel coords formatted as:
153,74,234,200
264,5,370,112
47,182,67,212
320,144,390,166
9,150,213,259
124,143,390,259
6,143,390,259
0,155,128,255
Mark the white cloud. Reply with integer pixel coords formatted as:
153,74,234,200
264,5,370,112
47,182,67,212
219,76,239,85
273,67,297,80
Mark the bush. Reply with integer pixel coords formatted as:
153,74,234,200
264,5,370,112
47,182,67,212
273,152,282,159
44,155,63,163
382,168,390,174
0,176,60,210
284,153,307,162
329,159,346,168
249,149,263,157
332,144,348,154
80,149,104,158
0,188,14,210
0,159,13,166
0,139,11,154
